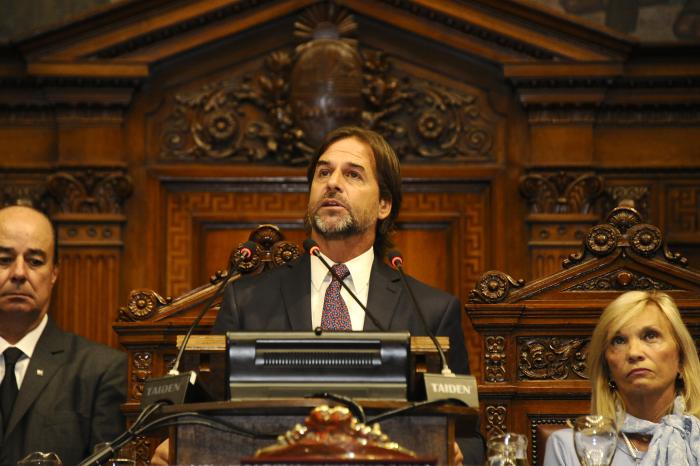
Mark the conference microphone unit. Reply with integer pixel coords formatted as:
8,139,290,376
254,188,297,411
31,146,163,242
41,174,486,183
387,250,478,407
139,240,258,408
302,238,386,332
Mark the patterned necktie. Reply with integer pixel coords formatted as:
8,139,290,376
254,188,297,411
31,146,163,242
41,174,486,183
321,263,352,331
1,347,23,429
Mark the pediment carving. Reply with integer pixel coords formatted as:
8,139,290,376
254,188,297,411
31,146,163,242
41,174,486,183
158,4,497,165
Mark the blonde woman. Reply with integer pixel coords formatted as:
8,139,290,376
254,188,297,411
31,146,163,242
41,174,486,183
544,291,700,466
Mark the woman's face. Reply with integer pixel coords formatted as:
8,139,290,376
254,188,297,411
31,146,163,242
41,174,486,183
604,303,680,401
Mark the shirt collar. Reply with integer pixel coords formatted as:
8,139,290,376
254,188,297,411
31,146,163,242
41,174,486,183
311,246,375,291
0,313,48,358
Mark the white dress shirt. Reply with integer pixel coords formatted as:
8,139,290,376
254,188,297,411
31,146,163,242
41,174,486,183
0,314,48,389
310,247,374,331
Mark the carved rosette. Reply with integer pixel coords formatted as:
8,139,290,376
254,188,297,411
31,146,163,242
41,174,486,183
519,172,603,214
485,336,506,383
271,241,301,267
628,224,662,257
131,352,153,400
584,224,620,256
46,170,133,214
118,289,172,322
518,337,589,380
485,405,507,439
567,269,674,291
254,405,418,460
469,271,525,304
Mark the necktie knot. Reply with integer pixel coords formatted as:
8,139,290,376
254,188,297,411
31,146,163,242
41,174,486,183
331,263,350,281
3,347,23,367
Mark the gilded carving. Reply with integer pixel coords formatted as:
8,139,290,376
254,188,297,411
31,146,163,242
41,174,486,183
518,337,589,380
131,352,153,400
470,271,525,304
485,405,507,439
160,4,496,164
567,269,674,291
519,172,604,214
46,170,133,214
485,336,507,383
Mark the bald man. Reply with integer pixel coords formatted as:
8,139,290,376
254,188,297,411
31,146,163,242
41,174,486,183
0,206,126,466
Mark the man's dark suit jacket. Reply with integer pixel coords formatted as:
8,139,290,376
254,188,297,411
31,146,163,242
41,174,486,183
0,319,127,466
213,253,469,374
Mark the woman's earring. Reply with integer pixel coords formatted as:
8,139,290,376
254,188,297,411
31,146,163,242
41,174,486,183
676,372,685,389
608,380,617,391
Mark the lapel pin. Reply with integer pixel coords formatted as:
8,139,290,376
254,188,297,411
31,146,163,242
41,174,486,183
36,369,44,376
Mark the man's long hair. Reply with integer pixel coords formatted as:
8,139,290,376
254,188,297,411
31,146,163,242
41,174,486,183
307,126,402,258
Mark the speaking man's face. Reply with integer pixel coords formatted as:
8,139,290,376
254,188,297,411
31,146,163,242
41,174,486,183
307,137,391,240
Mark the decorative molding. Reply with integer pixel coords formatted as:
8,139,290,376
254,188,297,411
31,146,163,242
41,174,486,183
485,336,507,383
520,171,604,214
518,337,589,380
131,351,153,401
485,405,508,439
46,169,133,214
470,271,525,304
159,4,497,165
0,171,49,209
667,186,700,237
567,269,675,292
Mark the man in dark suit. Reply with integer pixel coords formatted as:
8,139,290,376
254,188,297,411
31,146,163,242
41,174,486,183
213,126,468,373
0,205,127,466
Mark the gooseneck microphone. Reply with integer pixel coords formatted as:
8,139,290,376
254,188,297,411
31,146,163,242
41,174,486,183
302,238,386,332
387,250,453,376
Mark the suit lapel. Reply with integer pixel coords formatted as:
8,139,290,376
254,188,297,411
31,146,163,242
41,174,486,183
5,319,66,437
280,254,312,330
364,258,403,331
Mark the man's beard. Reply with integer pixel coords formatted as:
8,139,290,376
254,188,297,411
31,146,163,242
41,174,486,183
305,208,363,240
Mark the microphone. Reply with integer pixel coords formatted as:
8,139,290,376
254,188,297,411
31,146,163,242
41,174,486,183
387,250,479,406
302,238,386,332
140,241,258,408
387,251,452,376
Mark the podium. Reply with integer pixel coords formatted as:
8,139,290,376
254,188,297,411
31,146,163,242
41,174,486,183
164,399,478,465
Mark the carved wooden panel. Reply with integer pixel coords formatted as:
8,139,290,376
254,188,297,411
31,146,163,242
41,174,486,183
485,404,508,439
667,185,700,239
518,337,589,381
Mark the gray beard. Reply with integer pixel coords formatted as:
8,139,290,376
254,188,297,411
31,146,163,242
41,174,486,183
307,211,362,240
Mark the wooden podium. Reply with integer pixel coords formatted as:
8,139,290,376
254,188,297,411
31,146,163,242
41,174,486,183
163,399,478,465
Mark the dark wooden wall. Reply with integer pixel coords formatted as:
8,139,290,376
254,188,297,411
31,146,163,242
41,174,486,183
0,0,698,375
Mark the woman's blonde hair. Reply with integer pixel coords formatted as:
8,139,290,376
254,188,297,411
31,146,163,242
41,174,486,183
588,291,700,419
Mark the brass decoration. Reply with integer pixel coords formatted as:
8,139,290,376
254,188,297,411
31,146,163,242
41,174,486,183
518,337,589,380
160,4,495,164
485,405,507,439
131,352,153,400
470,271,525,304
584,224,620,256
253,405,419,461
46,170,133,214
567,269,675,291
519,172,604,214
485,336,507,383
119,289,172,322
628,224,662,257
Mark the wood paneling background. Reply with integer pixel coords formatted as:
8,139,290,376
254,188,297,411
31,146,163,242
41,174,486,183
0,0,698,377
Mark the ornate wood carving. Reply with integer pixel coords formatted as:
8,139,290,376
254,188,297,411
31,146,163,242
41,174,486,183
470,271,525,304
159,4,497,165
252,405,421,462
485,405,507,439
567,269,675,292
518,337,589,381
0,172,49,209
520,172,604,214
131,351,153,401
667,186,700,236
485,336,507,383
603,185,649,220
45,169,133,214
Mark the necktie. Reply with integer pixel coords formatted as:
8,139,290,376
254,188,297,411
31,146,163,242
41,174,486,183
321,263,352,331
1,347,23,429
